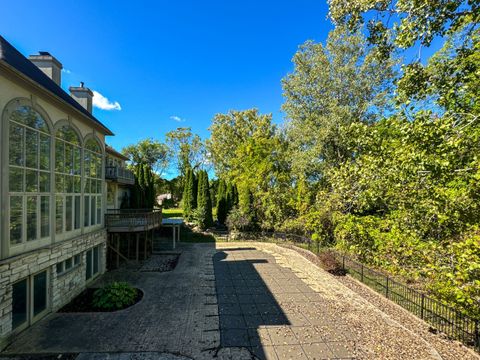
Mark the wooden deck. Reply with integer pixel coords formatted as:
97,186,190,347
105,208,162,232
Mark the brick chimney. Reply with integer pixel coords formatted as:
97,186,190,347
69,82,93,113
28,51,63,86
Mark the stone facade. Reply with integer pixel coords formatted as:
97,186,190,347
0,229,107,350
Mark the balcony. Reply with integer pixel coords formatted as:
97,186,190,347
105,165,135,185
105,208,162,232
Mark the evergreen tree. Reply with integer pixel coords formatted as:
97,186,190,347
196,170,213,229
217,179,227,225
226,182,234,213
182,168,192,218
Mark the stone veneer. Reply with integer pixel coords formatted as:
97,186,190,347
0,229,107,350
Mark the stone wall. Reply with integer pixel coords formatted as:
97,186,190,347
0,229,107,350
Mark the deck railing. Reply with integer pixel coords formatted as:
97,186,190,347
105,166,135,185
105,208,162,232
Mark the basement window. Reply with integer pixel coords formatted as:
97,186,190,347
56,254,81,276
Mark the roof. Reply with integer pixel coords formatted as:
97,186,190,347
0,36,113,136
105,145,129,161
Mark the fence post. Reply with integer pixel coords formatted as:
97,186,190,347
421,294,425,320
386,276,389,299
475,320,479,351
361,264,364,282
342,255,345,271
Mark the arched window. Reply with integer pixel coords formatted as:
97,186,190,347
55,124,82,237
84,138,103,227
7,104,51,245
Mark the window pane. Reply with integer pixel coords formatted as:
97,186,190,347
96,196,102,225
9,167,24,192
65,257,72,270
74,254,81,265
25,128,38,169
56,196,63,234
9,123,24,166
10,196,23,245
55,141,64,173
41,196,50,238
33,271,47,317
25,169,38,192
65,143,73,175
84,152,90,177
12,279,28,329
90,196,96,225
74,176,81,193
74,147,81,175
39,133,50,170
66,196,73,232
84,195,90,227
66,175,74,193
93,246,99,274
86,250,92,280
55,174,64,193
56,262,63,274
39,171,50,193
26,196,37,241
74,196,81,230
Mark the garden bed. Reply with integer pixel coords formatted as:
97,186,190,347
58,287,143,313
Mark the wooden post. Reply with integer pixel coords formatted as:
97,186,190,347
173,226,176,249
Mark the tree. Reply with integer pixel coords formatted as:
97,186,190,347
122,138,170,176
166,127,206,181
131,163,155,209
195,170,213,229
282,26,396,182
182,168,198,220
216,179,227,225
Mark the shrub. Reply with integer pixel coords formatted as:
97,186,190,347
226,206,252,231
92,282,138,311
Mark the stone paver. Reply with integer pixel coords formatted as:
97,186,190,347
214,248,357,359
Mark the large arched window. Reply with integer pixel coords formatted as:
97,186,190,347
55,124,82,238
7,103,51,245
84,138,103,228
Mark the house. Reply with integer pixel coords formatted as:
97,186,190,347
105,145,135,210
0,36,114,349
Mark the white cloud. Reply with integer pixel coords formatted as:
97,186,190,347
92,90,122,111
61,68,71,74
170,115,185,122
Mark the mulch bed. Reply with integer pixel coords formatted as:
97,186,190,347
58,288,143,313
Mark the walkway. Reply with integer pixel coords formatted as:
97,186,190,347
2,243,478,360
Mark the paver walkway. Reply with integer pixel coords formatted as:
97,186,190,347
3,242,474,360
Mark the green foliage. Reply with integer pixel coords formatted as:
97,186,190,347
131,163,156,209
216,179,228,225
195,170,213,229
92,282,138,311
182,168,198,220
166,127,206,179
122,138,170,176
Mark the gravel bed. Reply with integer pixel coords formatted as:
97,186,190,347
219,242,480,360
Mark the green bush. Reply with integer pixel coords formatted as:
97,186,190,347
92,282,138,311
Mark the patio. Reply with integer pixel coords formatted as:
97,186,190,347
2,242,473,360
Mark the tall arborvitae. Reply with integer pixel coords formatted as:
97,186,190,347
131,163,155,209
182,168,192,218
217,179,227,225
196,170,213,229
192,170,198,211
233,184,239,207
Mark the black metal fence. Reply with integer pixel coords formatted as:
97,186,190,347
234,231,480,353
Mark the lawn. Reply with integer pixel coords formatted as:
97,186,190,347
162,208,183,219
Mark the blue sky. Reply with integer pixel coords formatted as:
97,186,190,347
1,1,332,155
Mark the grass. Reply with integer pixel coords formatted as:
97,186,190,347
162,208,183,219
180,225,216,243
